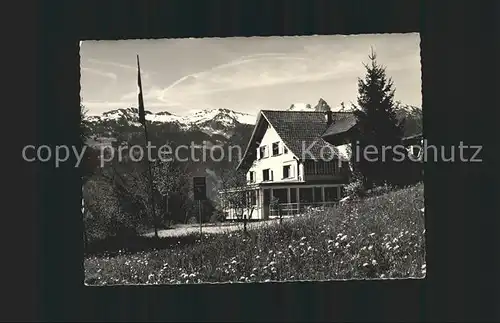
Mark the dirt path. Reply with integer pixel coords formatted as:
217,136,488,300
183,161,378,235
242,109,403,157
143,217,299,238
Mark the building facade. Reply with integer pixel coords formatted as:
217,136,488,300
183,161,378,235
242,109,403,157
221,108,358,220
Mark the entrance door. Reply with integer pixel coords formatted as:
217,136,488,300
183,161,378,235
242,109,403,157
263,189,271,220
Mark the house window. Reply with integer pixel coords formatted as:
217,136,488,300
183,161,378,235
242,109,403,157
317,161,325,175
272,142,280,156
314,187,323,202
272,188,287,203
304,160,337,175
283,146,289,154
283,165,291,178
329,161,336,174
247,190,257,206
259,146,268,159
290,188,297,203
249,171,255,183
324,187,339,201
299,187,313,203
263,169,271,181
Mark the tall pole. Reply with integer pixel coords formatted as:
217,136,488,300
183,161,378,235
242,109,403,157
137,54,158,239
143,121,158,239
199,199,203,269
199,200,203,241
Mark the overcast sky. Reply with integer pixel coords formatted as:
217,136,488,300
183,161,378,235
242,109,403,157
80,33,421,116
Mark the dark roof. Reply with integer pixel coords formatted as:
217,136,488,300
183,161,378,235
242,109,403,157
237,110,356,170
322,112,358,137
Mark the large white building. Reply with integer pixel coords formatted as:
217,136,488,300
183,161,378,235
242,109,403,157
221,107,358,220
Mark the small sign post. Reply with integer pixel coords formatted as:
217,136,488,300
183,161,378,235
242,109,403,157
193,176,207,237
193,176,207,201
193,176,206,269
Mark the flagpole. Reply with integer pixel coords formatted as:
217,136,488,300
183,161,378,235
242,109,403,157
144,121,159,238
137,55,159,239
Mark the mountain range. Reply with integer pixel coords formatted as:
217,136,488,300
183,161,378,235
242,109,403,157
87,107,256,139
83,98,421,179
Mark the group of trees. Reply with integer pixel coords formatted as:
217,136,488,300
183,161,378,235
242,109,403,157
80,109,222,242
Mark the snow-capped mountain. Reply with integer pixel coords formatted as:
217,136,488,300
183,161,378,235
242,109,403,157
86,107,256,138
287,103,313,111
84,98,422,141
187,108,256,136
287,98,342,112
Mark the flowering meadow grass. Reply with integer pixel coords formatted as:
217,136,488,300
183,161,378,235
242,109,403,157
84,183,425,285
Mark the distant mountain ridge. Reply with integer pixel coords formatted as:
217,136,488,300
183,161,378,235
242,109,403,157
84,99,421,154
87,107,256,138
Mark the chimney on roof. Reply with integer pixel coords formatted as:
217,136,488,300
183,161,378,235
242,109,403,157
324,106,333,126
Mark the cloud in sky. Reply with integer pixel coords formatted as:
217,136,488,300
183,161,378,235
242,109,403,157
81,67,117,81
80,33,421,115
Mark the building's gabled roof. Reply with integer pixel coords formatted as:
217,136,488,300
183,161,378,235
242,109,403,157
322,112,358,138
236,110,356,171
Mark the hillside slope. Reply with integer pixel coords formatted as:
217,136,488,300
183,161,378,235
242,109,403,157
84,183,425,284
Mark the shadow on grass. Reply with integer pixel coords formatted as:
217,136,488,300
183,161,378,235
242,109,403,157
84,233,202,257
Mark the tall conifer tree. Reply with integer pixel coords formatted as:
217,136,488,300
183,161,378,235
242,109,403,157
352,48,405,188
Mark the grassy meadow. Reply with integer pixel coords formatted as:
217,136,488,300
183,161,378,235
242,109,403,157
84,183,425,285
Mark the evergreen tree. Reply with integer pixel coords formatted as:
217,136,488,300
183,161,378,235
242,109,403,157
351,48,405,188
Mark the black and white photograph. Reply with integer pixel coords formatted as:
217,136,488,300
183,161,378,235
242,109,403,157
79,33,425,285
